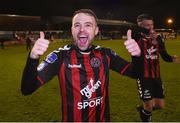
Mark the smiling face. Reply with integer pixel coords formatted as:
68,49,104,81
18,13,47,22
71,13,99,51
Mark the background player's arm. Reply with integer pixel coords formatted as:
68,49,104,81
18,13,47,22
158,35,179,63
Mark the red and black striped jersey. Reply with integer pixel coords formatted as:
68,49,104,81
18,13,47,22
21,43,140,122
134,33,173,79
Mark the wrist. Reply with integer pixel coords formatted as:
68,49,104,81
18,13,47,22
30,52,39,59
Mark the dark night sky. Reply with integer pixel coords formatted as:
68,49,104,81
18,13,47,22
0,0,180,29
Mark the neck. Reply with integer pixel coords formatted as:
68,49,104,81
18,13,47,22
74,44,94,53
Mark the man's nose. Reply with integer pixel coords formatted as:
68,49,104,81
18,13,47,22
80,25,85,32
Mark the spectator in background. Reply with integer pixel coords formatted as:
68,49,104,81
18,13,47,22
0,39,5,49
26,36,32,51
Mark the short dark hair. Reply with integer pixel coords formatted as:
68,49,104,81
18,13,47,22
72,9,98,24
137,14,153,23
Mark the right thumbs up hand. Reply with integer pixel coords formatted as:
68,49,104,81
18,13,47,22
30,31,50,59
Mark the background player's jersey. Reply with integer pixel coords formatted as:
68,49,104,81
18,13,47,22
133,33,173,79
21,43,140,122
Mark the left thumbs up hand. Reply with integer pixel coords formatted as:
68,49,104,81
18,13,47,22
124,29,141,56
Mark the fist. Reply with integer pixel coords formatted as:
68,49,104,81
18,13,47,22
30,32,50,59
124,29,141,56
150,30,158,39
172,55,180,63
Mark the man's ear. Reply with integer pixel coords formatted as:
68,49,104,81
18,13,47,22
95,26,99,35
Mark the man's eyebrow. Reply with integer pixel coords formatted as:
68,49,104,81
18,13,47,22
74,22,80,25
73,22,94,26
85,22,93,24
74,22,93,24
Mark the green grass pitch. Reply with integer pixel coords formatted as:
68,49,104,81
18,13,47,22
0,38,180,121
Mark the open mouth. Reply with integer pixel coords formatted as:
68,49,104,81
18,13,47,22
78,35,88,46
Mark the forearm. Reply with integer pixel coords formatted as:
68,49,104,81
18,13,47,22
110,56,142,78
158,35,173,62
21,56,41,95
160,50,173,62
130,56,143,78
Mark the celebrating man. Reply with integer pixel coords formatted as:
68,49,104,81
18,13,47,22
21,9,141,122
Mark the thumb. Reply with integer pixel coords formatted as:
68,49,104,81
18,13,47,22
127,29,132,40
40,31,45,39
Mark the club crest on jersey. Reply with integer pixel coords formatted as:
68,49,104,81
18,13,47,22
45,52,57,64
90,57,101,68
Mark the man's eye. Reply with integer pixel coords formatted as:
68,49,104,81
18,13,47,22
74,24,80,27
86,24,92,27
